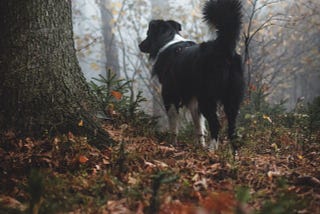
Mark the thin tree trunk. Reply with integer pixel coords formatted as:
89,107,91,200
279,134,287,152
0,0,113,148
150,0,169,126
99,0,120,77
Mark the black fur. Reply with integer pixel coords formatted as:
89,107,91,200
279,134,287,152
139,0,244,146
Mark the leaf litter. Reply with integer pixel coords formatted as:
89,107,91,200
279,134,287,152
0,123,319,213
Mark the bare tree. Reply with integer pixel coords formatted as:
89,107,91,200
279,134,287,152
149,0,171,125
241,0,320,108
99,0,120,76
242,0,287,92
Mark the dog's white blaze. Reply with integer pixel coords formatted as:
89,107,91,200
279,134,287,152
199,116,206,147
188,97,206,147
152,34,190,65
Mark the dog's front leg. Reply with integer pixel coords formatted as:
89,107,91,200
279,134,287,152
198,116,206,147
167,104,179,145
188,98,206,147
192,114,206,147
200,102,220,151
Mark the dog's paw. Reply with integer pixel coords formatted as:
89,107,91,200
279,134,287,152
199,135,206,148
168,133,178,146
207,139,219,151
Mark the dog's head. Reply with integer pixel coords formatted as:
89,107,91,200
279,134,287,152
139,20,182,58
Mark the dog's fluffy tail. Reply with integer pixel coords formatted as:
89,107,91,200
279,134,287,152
203,0,242,52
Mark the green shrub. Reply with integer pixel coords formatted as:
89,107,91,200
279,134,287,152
89,70,133,118
89,69,158,136
307,96,320,135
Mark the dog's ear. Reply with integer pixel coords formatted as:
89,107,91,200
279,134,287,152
167,20,181,32
149,20,157,29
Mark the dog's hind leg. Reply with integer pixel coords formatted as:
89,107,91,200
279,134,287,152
167,104,179,145
224,53,244,140
224,104,238,140
188,97,206,147
223,99,241,154
199,100,220,151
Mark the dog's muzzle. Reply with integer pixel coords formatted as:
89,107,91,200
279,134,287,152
139,40,150,53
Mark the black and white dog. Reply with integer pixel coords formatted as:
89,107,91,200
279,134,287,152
139,0,244,150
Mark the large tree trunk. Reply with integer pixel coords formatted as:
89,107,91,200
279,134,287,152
0,0,113,147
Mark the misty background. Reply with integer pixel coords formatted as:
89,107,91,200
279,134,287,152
71,0,320,125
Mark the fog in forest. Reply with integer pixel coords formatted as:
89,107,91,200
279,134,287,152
72,0,320,118
1,1,320,212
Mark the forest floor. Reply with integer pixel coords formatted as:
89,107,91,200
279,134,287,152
0,121,320,213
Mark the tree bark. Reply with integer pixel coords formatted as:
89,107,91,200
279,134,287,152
0,0,113,148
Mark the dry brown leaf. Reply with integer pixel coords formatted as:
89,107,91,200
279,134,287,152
104,199,130,214
79,155,89,164
158,145,176,153
0,195,27,211
173,151,186,157
103,158,110,165
160,200,196,214
153,160,169,169
127,173,139,185
111,90,123,100
200,192,236,214
267,171,281,181
193,178,208,191
78,119,84,127
136,201,145,214
209,163,221,170
68,131,76,142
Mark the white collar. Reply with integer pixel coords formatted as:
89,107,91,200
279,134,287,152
152,34,190,65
